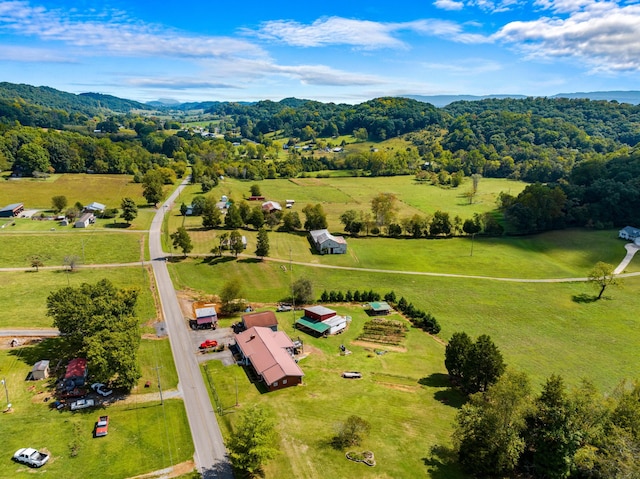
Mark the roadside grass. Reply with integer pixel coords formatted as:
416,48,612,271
0,231,144,268
205,305,465,479
175,258,640,392
0,209,155,232
0,346,192,479
0,174,146,210
136,338,179,392
0,267,157,329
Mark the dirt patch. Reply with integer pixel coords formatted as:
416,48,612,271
351,340,407,353
0,337,44,350
375,382,419,393
126,460,196,479
300,344,325,357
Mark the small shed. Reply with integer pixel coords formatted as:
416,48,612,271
0,203,24,218
31,360,50,380
193,302,218,329
323,315,348,335
84,202,106,213
262,201,282,213
368,301,392,316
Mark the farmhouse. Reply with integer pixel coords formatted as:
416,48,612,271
241,311,278,331
309,229,347,255
75,212,95,228
30,360,50,380
619,226,640,242
262,201,282,213
235,326,303,391
295,306,348,337
368,301,392,316
64,358,87,388
0,203,24,218
193,302,218,329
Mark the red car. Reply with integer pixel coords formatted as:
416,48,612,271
199,339,218,349
94,416,109,437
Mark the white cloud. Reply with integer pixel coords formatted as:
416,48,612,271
0,44,73,62
434,0,465,11
126,78,240,90
250,16,487,48
495,2,640,71
0,1,265,59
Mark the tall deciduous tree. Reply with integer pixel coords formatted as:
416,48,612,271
292,278,314,305
228,406,279,476
51,195,68,213
588,261,620,300
141,170,165,206
371,192,398,228
333,415,371,448
120,197,138,225
302,203,328,231
255,227,269,259
445,331,473,385
201,196,221,229
224,203,244,228
170,226,193,256
462,334,506,394
46,279,141,390
454,370,532,477
229,230,244,257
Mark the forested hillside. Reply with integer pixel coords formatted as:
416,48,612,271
1,82,640,234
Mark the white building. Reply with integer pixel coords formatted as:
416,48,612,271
309,229,347,255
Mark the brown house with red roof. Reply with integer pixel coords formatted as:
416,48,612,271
235,326,303,391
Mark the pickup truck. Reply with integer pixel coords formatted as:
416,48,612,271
70,398,95,411
13,448,50,467
94,415,109,437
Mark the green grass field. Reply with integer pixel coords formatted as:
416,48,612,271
0,267,157,329
0,174,146,210
206,305,465,479
0,339,192,479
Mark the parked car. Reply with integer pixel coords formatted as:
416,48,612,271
276,303,292,312
91,383,113,397
341,371,363,379
13,448,49,468
94,416,109,437
199,339,218,350
70,398,95,411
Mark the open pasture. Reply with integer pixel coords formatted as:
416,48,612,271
173,253,640,392
207,305,465,479
0,267,157,329
0,174,146,210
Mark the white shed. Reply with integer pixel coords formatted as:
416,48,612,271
31,360,50,380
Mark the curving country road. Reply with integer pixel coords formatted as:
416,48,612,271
149,179,233,479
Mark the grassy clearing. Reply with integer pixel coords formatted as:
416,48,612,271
0,230,145,268
0,343,192,479
0,174,146,210
206,305,465,479
0,267,158,329
173,258,640,392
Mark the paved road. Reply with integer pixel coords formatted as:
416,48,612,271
0,328,59,337
149,180,233,479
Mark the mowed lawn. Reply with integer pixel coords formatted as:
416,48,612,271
0,339,192,479
206,305,466,479
173,257,640,393
0,229,145,268
0,267,158,329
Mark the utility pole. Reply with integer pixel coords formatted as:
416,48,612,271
1,378,11,410
152,365,163,405
290,248,295,326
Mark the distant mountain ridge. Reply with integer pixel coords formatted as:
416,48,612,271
407,91,640,107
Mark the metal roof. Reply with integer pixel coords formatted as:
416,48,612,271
295,317,331,333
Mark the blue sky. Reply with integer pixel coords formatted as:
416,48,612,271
1,0,639,104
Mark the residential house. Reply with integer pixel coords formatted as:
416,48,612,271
235,326,304,391
261,201,282,213
193,302,218,329
74,212,95,228
241,311,278,331
84,202,106,214
619,226,640,242
30,360,50,380
309,229,347,255
0,203,24,218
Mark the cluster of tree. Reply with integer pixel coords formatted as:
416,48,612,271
395,296,441,334
453,371,640,478
319,289,384,303
46,279,141,390
445,332,506,395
